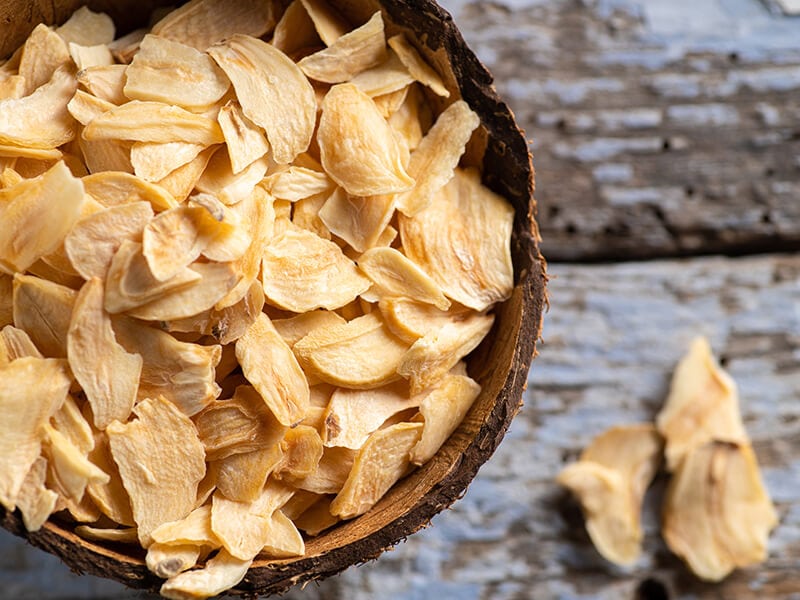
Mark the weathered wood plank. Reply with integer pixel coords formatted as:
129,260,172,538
2,254,796,599
442,0,800,261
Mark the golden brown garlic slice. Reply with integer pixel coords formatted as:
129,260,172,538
557,425,663,566
151,0,279,51
217,101,270,175
0,161,84,273
318,83,414,196
387,34,449,98
18,24,72,95
297,12,386,83
160,549,252,600
83,100,225,146
131,142,208,183
76,65,128,105
43,422,110,501
208,35,315,165
349,52,414,97
400,168,514,312
662,441,777,581
357,247,450,310
299,0,350,46
56,6,115,47
0,357,71,511
656,337,749,471
235,313,310,427
147,543,203,579
107,396,207,546
74,526,139,544
260,226,370,312
322,382,420,449
317,188,395,253
124,34,230,110
215,445,283,504
331,421,423,519
274,425,324,482
294,311,409,389
397,312,494,395
82,171,178,211
295,446,356,495
15,457,58,532
12,274,76,358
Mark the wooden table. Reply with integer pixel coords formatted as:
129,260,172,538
1,0,798,598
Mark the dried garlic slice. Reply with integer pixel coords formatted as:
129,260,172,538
67,278,142,429
662,441,778,581
557,425,663,566
210,481,294,560
160,549,251,600
299,0,351,46
379,298,473,344
113,317,221,417
331,422,423,519
151,0,279,51
194,385,286,461
396,100,479,216
217,101,270,175
64,201,154,280
69,43,114,70
410,373,481,464
349,50,414,97
18,24,72,95
215,445,283,504
318,83,414,196
272,0,321,56
261,226,370,312
0,160,84,273
147,543,203,579
151,504,218,548
50,395,94,454
131,142,208,183
294,496,339,535
75,526,138,544
322,382,420,449
82,171,177,212
56,7,115,47
265,166,332,202
157,146,218,203
76,65,128,105
358,247,450,310
272,310,346,348
84,100,224,145
235,313,310,427
105,241,201,314
124,35,230,110
12,274,76,358
194,151,269,206
397,313,494,395
387,34,450,98
0,325,43,361
318,188,395,253
294,312,409,389
107,397,206,546
400,168,514,311
0,357,71,510
298,12,386,83
16,457,58,531
44,422,110,500
258,510,305,558
87,432,135,526
295,446,356,494
656,337,749,471
274,425,324,482
208,35,315,165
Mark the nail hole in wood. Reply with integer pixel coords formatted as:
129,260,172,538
728,52,739,63
662,139,671,152
565,223,577,235
684,185,695,197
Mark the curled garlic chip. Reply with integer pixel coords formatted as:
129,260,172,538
217,101,270,175
160,549,252,600
294,312,410,389
410,373,481,464
662,441,777,581
107,396,206,546
318,83,414,196
656,337,748,471
0,67,77,149
557,425,663,567
297,11,386,83
396,100,479,216
151,0,279,51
